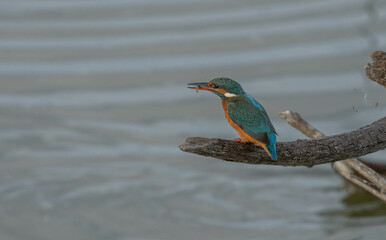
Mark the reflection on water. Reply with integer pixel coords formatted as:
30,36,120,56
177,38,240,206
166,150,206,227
0,0,385,239
342,193,386,218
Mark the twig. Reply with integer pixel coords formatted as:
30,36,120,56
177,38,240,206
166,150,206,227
279,110,386,201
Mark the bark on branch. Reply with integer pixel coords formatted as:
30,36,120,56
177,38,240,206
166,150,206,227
365,51,386,88
180,116,386,167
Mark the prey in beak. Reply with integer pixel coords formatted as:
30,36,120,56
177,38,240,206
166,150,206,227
187,82,215,94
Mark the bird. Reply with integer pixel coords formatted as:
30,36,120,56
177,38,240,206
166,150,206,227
188,77,277,160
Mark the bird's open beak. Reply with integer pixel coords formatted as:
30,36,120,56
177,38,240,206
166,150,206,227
187,82,214,91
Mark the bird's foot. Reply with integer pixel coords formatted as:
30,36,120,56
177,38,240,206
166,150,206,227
233,138,244,142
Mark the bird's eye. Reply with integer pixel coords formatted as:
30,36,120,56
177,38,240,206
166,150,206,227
212,84,219,88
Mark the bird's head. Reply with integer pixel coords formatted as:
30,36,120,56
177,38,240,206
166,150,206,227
188,77,245,99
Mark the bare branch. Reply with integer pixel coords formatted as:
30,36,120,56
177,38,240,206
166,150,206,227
180,116,386,167
336,165,386,201
344,160,386,193
278,111,324,139
279,110,386,201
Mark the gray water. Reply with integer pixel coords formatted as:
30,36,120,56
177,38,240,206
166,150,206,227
0,0,386,239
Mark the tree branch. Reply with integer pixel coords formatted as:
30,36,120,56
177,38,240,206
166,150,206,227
279,110,386,201
180,117,385,167
180,117,386,167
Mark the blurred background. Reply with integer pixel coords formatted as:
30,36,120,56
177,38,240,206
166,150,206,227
0,0,386,239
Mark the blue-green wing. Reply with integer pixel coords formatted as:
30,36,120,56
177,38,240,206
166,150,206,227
243,94,276,134
227,95,275,143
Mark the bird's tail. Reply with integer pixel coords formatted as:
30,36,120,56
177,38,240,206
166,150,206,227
267,133,277,161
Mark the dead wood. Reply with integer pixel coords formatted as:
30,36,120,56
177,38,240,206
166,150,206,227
180,116,385,167
279,110,386,201
365,51,386,88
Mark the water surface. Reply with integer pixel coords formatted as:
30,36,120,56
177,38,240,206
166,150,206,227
0,0,385,239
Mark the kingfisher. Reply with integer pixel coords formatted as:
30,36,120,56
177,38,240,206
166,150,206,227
188,77,277,160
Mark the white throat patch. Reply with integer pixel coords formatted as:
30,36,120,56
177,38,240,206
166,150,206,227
224,93,237,98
